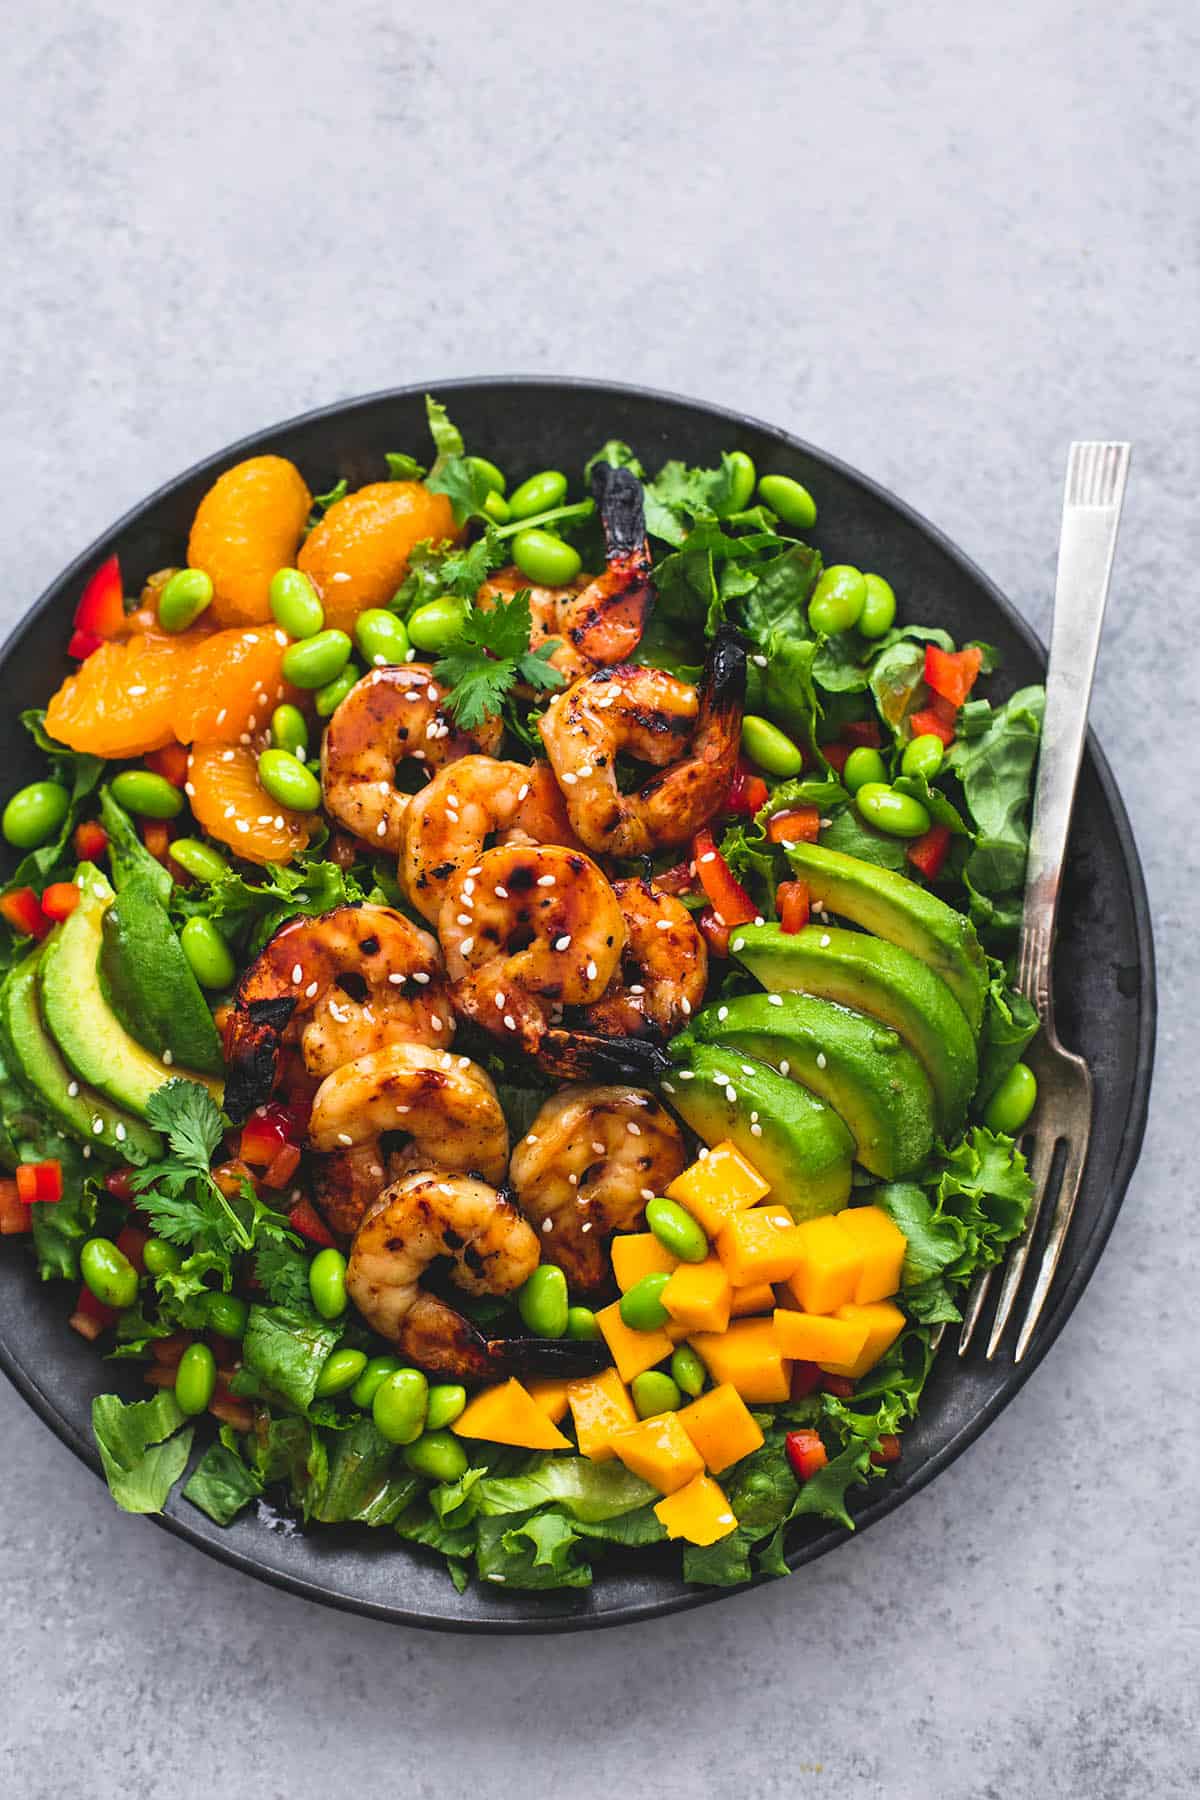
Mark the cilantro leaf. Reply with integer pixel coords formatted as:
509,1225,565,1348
426,455,495,525
384,451,426,481
307,477,348,529
254,1239,314,1310
145,1079,223,1168
433,589,565,729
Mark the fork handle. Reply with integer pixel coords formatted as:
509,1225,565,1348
1017,444,1131,1015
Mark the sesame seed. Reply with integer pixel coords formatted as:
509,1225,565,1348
412,971,430,984
629,983,645,996
779,1059,790,1076
184,782,195,797
662,1080,675,1093
376,820,388,837
580,1220,592,1233
537,874,556,887
239,733,251,746
115,1123,127,1141
816,1051,827,1069
388,972,405,985
221,748,236,763
725,1085,736,1103
495,992,506,1009
66,1080,79,1098
586,960,597,980
275,630,288,647
526,1133,540,1144
568,1172,579,1186
463,878,475,896
274,816,285,829
494,885,508,898
732,937,746,952
216,709,227,725
626,1121,641,1136
592,1140,605,1155
517,784,530,801
426,685,438,701
236,820,249,833
456,913,472,926
162,1050,174,1066
503,1014,516,1030
750,1123,763,1137
754,915,765,926
555,934,571,951
305,981,319,997
768,994,783,1006
752,654,767,668
718,1006,729,1022
92,1118,103,1135
292,963,303,983
128,685,147,697
431,1014,443,1030
640,1188,655,1202
459,937,475,955
820,934,831,947
699,850,716,864
542,1217,553,1232
561,771,577,785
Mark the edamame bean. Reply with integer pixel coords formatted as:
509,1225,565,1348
269,703,310,758
719,450,757,515
158,568,214,633
483,490,510,524
142,1237,182,1278
280,628,352,690
517,1263,569,1338
670,1344,707,1398
269,568,325,639
645,1196,708,1264
203,1291,250,1338
257,748,322,813
109,770,183,820
2,781,70,849
314,1347,368,1398
468,455,507,496
983,1062,1038,1136
631,1371,682,1418
175,1342,217,1416
405,1430,470,1482
740,715,804,779
309,1246,349,1320
758,473,817,530
512,529,582,587
843,746,888,793
619,1271,672,1332
80,1236,139,1310
901,732,945,781
372,1367,429,1444
858,573,897,639
808,565,867,636
314,663,362,717
355,608,410,668
180,916,236,990
508,469,568,520
407,597,467,654
855,782,931,839
169,837,230,882
566,1305,601,1342
425,1383,467,1431
351,1354,403,1409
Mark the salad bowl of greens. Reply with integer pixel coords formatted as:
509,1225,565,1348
0,379,1154,1631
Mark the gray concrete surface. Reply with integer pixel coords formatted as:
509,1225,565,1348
2,2,1196,1795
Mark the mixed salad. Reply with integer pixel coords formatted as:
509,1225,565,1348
0,398,1045,1594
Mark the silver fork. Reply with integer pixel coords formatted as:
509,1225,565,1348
957,441,1131,1363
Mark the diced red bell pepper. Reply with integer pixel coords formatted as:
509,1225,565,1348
870,1433,902,1467
697,905,731,958
841,719,883,749
115,1224,149,1274
263,1142,302,1190
16,1160,63,1204
907,823,953,881
790,1359,823,1399
141,821,173,865
0,1178,31,1236
777,879,810,935
821,741,851,775
908,694,958,747
766,806,821,846
39,881,81,922
821,1372,856,1399
288,1196,335,1247
74,554,125,640
73,820,109,861
785,1429,829,1482
1,887,51,940
924,644,983,709
692,829,757,928
71,1283,119,1338
145,743,189,787
104,1166,136,1203
240,1102,296,1168
67,627,105,662
725,760,770,818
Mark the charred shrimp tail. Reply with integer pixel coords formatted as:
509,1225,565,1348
223,996,296,1122
700,622,749,727
591,460,652,575
484,1335,611,1379
535,1028,672,1085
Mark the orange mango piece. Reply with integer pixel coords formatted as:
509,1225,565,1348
730,1281,777,1318
667,1139,769,1238
662,1259,732,1334
836,1205,907,1302
566,1368,639,1461
717,1206,807,1286
611,1412,705,1494
783,1213,863,1315
596,1300,674,1385
453,1378,570,1451
526,1379,571,1425
611,1233,678,1293
689,1318,792,1403
773,1307,870,1366
654,1473,738,1546
677,1383,764,1474
818,1300,907,1379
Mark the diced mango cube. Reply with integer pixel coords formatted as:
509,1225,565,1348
566,1367,638,1460
610,1232,678,1293
689,1318,792,1402
662,1258,732,1334
730,1280,777,1317
611,1411,705,1493
654,1473,738,1545
667,1139,769,1237
783,1213,862,1314
453,1378,571,1451
818,1300,906,1378
677,1382,764,1473
596,1300,674,1384
773,1307,869,1366
836,1205,907,1302
717,1206,807,1286
526,1378,570,1424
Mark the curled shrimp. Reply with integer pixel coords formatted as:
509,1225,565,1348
321,663,503,853
224,904,453,1120
307,1042,509,1235
508,1086,687,1294
475,461,653,679
583,878,708,1039
347,1171,607,1381
399,754,580,925
538,625,747,857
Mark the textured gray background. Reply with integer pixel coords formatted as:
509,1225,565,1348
2,2,1196,1795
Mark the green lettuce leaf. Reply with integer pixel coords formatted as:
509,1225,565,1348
476,1456,657,1523
92,1390,192,1513
948,686,1044,942
311,1418,420,1525
975,968,1039,1107
183,1431,264,1525
240,1305,342,1412
474,1512,592,1590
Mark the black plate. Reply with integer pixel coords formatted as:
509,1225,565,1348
0,378,1155,1632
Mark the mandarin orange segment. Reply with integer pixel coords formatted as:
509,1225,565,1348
187,743,312,866
176,625,296,744
297,481,458,632
44,634,192,758
187,455,312,628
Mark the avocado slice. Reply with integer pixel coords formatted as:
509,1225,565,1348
99,874,225,1077
40,864,224,1120
677,991,935,1179
730,922,977,1136
0,948,161,1164
784,842,988,1035
664,1042,854,1221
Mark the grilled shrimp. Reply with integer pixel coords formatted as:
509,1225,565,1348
224,904,453,1120
307,1043,509,1234
475,462,653,678
399,754,580,925
538,625,747,857
320,664,503,853
347,1171,607,1381
508,1087,687,1294
583,878,708,1039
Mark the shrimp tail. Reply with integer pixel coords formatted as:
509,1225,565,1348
592,460,650,569
700,622,749,726
484,1336,611,1378
223,997,296,1122
536,1028,671,1085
